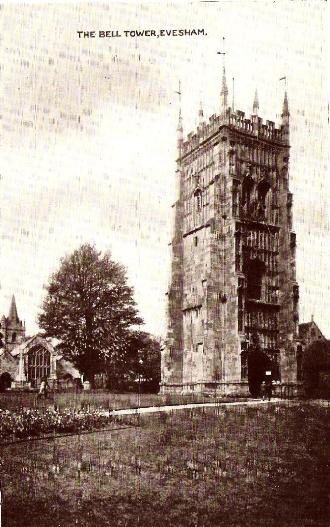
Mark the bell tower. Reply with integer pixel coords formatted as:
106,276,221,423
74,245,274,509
161,67,299,395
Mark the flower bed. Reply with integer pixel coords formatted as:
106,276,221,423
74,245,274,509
0,407,112,441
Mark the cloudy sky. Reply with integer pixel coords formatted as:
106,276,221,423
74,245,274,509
0,1,329,337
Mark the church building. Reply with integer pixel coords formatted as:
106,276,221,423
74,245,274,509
0,296,80,391
161,65,300,395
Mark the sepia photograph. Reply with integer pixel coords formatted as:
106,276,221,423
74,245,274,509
0,1,329,526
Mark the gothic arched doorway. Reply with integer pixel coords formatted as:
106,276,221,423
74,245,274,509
0,372,12,391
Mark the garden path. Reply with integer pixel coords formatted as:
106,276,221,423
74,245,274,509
108,397,295,417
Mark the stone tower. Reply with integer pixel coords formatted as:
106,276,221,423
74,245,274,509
0,296,26,352
161,70,299,395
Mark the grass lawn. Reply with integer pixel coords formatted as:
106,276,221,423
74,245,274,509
0,403,329,527
0,390,250,412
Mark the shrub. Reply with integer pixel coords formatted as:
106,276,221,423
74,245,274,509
0,407,112,441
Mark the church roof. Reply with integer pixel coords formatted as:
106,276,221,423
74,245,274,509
298,319,325,341
11,334,55,357
11,336,36,356
0,348,16,361
298,322,313,339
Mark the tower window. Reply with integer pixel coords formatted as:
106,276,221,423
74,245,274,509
242,176,254,208
196,343,203,354
194,188,202,211
257,179,271,208
232,180,240,217
244,258,265,300
194,236,198,247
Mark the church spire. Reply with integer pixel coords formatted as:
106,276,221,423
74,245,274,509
253,89,259,114
8,295,19,323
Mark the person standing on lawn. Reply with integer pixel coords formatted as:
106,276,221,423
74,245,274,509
265,370,272,401
38,377,49,399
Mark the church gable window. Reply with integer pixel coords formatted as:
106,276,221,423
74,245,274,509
27,346,51,383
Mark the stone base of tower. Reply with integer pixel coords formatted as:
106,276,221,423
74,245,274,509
160,381,303,398
160,381,250,397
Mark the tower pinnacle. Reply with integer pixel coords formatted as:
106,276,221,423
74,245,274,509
176,80,183,149
220,65,228,115
253,89,259,114
281,89,289,143
217,37,228,116
282,90,289,117
198,100,204,126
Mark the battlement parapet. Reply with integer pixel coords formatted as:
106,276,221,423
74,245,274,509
181,108,286,158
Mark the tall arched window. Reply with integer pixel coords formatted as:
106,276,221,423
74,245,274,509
244,258,265,300
194,188,202,212
257,179,271,207
27,347,50,382
242,176,254,208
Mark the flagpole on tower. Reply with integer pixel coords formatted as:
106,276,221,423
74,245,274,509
279,76,287,88
217,37,228,116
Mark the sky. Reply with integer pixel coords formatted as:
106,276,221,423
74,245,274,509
0,1,329,337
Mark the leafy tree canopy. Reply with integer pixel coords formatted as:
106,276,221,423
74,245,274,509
38,244,143,382
302,339,330,373
104,330,162,392
302,338,330,397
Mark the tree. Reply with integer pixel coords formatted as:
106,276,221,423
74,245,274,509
104,331,162,392
302,339,330,397
38,244,143,384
